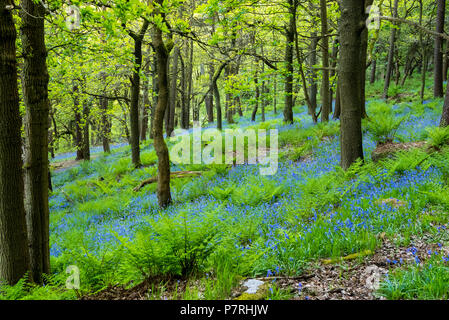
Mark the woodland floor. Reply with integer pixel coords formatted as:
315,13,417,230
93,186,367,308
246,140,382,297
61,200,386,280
3,79,449,300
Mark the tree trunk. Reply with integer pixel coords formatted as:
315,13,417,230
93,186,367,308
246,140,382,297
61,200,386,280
74,86,83,161
0,0,30,285
443,41,449,82
330,38,339,111
82,102,90,160
206,63,214,123
360,0,373,118
213,80,222,130
100,97,111,153
273,73,277,114
333,80,341,119
20,0,50,283
309,33,318,117
129,21,149,168
168,45,179,137
185,39,193,128
225,65,234,124
434,0,446,98
339,0,365,170
152,12,172,208
283,0,295,124
261,61,266,122
419,0,426,104
382,0,399,99
252,65,259,122
320,0,330,122
150,46,158,139
370,58,377,84
141,52,151,141
440,82,449,126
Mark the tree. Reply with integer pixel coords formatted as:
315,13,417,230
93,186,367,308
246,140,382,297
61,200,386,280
127,19,150,168
152,1,173,208
434,0,446,98
382,0,399,100
320,0,330,122
0,0,30,285
283,0,296,124
339,0,365,170
20,0,51,283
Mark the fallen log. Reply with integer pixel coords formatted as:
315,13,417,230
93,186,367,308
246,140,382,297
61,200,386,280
133,171,203,192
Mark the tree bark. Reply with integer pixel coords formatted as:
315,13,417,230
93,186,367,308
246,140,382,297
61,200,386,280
329,38,339,111
100,97,111,153
20,0,50,283
339,0,365,170
141,52,151,141
370,57,377,84
205,63,214,123
184,39,193,128
309,33,318,118
82,102,90,160
152,10,172,208
0,0,30,285
252,64,259,122
440,82,449,126
434,0,446,98
382,0,399,100
283,0,296,124
167,45,179,137
150,46,158,139
73,86,83,161
129,20,149,168
320,0,330,122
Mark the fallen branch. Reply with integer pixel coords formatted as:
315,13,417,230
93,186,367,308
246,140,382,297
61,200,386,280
133,171,203,192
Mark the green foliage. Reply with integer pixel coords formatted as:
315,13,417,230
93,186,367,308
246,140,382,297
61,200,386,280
365,113,407,145
117,209,221,280
382,148,430,175
425,126,449,149
378,255,449,300
0,275,77,300
230,177,286,206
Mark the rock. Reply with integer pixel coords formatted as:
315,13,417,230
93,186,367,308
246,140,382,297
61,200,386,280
371,141,427,163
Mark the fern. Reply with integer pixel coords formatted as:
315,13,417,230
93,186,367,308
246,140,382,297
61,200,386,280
426,126,449,149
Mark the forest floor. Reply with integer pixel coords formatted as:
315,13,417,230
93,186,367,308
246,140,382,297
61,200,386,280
3,78,449,300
